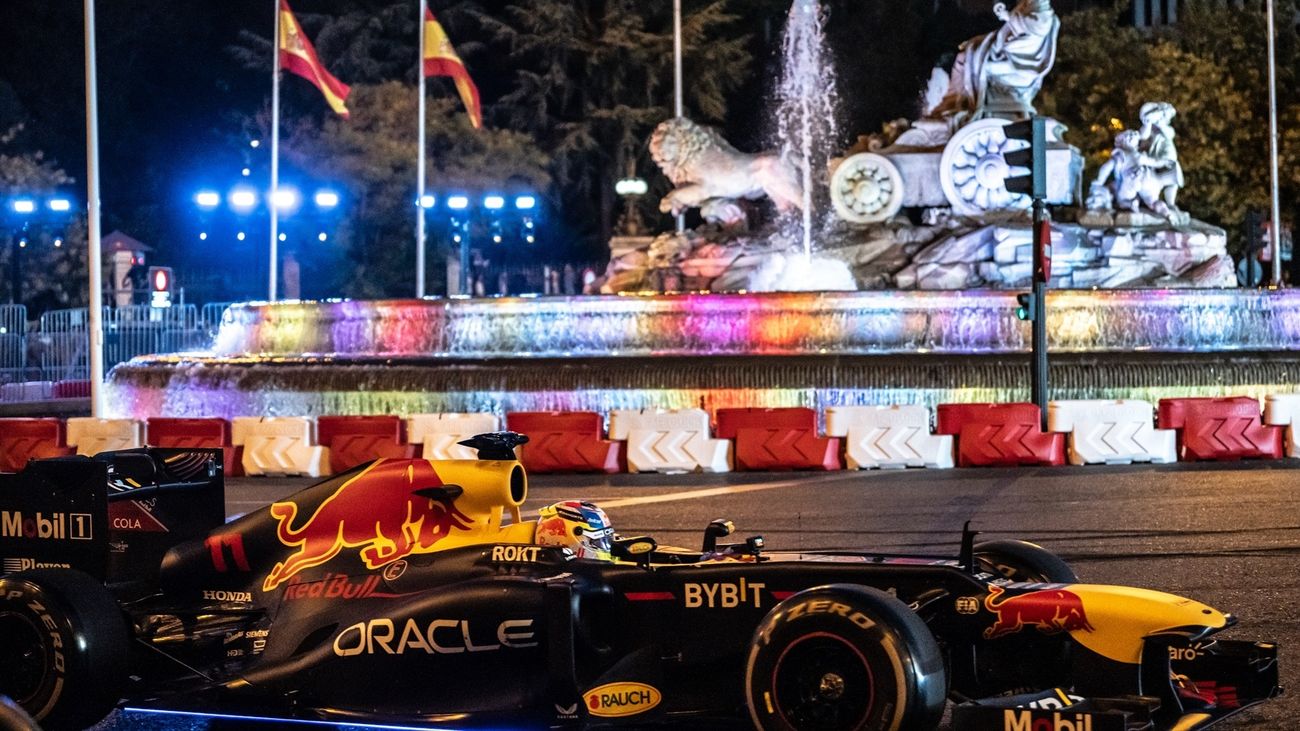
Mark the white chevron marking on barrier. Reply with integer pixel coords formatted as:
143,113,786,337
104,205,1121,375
1264,394,1300,457
65,418,143,456
825,405,953,470
609,409,731,473
232,417,329,477
1047,400,1174,465
408,413,502,460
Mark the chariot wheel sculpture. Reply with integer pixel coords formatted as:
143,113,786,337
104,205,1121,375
830,152,905,224
939,118,1032,216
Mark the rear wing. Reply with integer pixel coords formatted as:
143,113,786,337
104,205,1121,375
0,449,225,586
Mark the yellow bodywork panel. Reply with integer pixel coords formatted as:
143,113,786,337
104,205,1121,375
1063,584,1227,664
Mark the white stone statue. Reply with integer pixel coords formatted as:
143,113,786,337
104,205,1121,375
930,0,1059,123
650,117,804,227
1088,102,1185,220
895,0,1059,147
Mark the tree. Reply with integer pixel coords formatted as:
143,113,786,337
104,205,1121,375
473,0,754,251
282,81,550,299
0,129,87,315
1040,2,1300,253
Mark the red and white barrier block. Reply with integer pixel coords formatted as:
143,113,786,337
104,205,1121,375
231,417,330,477
408,413,502,460
1046,400,1175,466
1262,394,1300,458
1158,397,1283,462
824,405,953,470
715,408,842,471
608,409,731,473
935,403,1065,467
65,417,144,456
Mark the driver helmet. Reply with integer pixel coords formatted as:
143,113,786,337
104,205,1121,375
536,500,614,560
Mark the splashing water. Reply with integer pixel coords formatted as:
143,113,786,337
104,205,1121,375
775,0,840,262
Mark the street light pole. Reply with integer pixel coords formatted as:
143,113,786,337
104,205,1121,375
673,0,685,235
1267,0,1283,285
269,0,282,301
85,0,106,417
416,0,428,298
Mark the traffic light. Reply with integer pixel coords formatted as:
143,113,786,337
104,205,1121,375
1003,117,1047,200
1015,292,1035,322
148,266,173,309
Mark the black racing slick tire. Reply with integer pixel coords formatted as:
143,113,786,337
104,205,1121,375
974,539,1077,583
0,570,129,731
745,585,947,731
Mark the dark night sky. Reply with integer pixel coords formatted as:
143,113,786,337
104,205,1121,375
0,0,1096,284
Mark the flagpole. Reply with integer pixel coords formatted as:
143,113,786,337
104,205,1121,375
84,0,105,418
672,0,685,235
269,0,282,302
1267,0,1283,286
416,0,428,298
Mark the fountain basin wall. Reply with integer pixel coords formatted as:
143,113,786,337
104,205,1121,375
107,290,1300,420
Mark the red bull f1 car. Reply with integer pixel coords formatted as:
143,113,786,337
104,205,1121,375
0,435,1280,730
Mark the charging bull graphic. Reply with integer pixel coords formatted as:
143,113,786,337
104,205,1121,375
263,460,473,592
983,585,1095,639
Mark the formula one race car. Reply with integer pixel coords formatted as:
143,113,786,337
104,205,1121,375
0,435,1280,730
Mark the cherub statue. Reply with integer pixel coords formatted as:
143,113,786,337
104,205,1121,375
1087,102,1185,220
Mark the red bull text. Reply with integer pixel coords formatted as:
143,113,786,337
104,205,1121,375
263,460,473,592
984,586,1096,639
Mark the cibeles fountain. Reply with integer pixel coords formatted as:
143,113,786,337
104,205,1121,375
107,0,1300,421
598,0,1234,294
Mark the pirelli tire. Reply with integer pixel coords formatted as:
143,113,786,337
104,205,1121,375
744,584,947,731
974,539,1077,584
0,569,129,731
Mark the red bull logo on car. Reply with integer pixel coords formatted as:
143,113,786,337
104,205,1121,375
984,585,1095,639
263,460,473,591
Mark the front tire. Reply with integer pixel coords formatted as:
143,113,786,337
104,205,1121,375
0,569,129,731
974,539,1077,583
745,585,947,731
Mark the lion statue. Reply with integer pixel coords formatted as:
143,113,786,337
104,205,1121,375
650,117,804,227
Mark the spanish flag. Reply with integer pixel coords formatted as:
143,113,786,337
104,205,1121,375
423,7,482,129
279,0,351,118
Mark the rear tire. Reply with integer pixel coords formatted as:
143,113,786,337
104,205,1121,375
0,569,129,730
974,539,1077,583
745,585,947,731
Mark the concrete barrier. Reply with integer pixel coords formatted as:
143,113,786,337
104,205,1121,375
824,405,954,469
65,417,144,457
1158,397,1283,462
1264,394,1300,458
231,417,329,477
1047,400,1175,465
408,413,502,461
608,408,731,473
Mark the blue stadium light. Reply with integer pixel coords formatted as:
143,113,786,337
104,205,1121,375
195,191,221,209
315,190,340,209
447,195,470,210
230,189,257,211
17,238,27,248
242,168,252,177
53,237,63,248
199,232,208,241
236,231,247,241
484,195,505,210
48,198,71,213
492,235,502,243
279,233,287,242
418,194,436,209
272,188,300,211
318,232,328,242
515,195,537,210
11,199,35,214
526,235,535,243
250,140,261,148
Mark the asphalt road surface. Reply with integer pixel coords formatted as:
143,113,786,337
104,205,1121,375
99,461,1297,730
